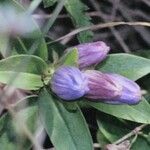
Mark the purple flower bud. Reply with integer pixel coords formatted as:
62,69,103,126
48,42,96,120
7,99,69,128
84,70,122,100
84,70,141,104
51,66,89,100
67,41,110,69
105,74,141,104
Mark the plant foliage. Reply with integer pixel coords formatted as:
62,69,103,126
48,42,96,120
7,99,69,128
0,0,149,150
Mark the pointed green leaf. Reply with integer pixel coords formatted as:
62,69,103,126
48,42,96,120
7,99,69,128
97,54,150,81
65,0,93,42
97,115,129,143
38,88,93,150
87,98,150,124
62,48,79,66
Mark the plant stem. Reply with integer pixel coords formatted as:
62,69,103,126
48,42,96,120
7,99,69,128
114,124,147,145
47,21,150,44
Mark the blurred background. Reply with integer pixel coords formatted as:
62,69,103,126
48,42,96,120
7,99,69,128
0,0,149,149
32,0,150,53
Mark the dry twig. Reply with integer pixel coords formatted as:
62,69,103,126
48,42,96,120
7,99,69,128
47,21,150,44
114,124,147,145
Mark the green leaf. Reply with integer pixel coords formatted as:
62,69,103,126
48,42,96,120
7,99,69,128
65,0,93,43
96,114,150,150
38,88,93,150
0,71,43,90
62,48,78,66
131,137,150,150
0,55,47,75
0,100,38,150
97,115,129,143
97,54,150,81
97,130,109,148
97,121,118,143
87,98,150,124
0,54,47,89
43,0,57,7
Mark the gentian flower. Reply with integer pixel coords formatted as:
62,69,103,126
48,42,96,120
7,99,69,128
51,66,89,100
84,70,122,100
105,74,141,104
66,41,110,69
84,70,141,104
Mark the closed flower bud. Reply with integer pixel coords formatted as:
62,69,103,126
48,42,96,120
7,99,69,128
105,74,141,104
84,70,141,105
67,41,110,69
51,66,89,100
84,70,122,100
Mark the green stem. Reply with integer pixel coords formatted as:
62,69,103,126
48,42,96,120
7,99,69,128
42,0,66,34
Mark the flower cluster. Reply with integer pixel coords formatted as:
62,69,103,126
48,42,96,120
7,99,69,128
51,41,141,104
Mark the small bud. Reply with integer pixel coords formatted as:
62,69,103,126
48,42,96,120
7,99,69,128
51,66,89,100
84,70,122,100
105,74,141,104
67,41,110,69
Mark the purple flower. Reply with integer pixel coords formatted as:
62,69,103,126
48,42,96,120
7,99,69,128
105,74,141,104
84,70,141,104
84,70,122,100
51,66,89,100
67,41,110,69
